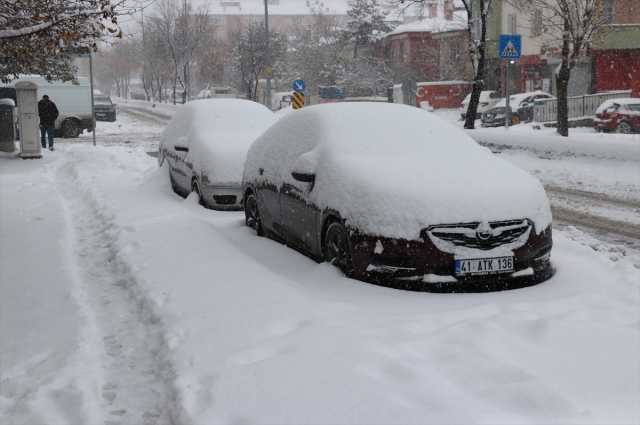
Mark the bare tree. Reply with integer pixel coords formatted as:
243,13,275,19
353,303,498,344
390,0,491,129
506,0,634,136
227,20,287,101
0,0,147,83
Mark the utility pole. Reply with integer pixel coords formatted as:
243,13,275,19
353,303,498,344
141,5,147,101
264,0,272,109
184,0,191,102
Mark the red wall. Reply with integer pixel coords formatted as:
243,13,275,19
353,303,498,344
594,49,640,97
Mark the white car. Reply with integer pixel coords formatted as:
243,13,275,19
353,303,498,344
158,99,278,210
460,90,503,120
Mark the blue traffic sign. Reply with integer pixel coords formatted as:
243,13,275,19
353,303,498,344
293,79,306,93
499,34,522,59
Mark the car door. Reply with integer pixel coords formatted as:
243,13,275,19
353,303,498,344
280,180,318,254
626,104,640,130
256,176,284,236
519,96,534,121
167,137,191,194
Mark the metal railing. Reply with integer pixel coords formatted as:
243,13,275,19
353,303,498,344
533,90,632,122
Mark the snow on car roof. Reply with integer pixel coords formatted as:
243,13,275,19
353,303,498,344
493,91,553,108
245,103,551,241
160,99,277,185
462,90,500,103
595,97,640,114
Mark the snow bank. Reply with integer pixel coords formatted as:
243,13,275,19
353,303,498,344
245,103,552,240
160,99,277,185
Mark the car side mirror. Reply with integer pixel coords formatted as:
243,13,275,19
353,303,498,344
174,143,189,152
291,172,315,183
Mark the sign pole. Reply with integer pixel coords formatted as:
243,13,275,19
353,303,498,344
90,48,96,146
264,0,272,110
505,60,510,131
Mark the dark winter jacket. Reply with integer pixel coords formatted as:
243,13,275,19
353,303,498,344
38,98,59,126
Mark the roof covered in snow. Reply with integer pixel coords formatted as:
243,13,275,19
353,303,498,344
385,11,467,36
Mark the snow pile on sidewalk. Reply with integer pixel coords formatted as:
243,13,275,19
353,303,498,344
1,146,638,424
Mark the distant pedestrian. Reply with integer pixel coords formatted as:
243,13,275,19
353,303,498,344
38,95,59,151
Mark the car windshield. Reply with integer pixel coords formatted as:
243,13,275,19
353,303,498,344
94,96,112,105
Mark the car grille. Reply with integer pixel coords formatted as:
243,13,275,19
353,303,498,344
427,220,531,250
213,195,237,205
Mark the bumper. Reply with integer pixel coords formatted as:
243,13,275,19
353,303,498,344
201,185,243,211
95,112,116,122
593,118,615,131
348,226,554,292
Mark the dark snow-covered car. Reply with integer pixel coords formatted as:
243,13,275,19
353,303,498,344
243,103,554,291
93,95,116,122
460,90,502,120
482,91,555,127
159,99,278,210
593,98,640,133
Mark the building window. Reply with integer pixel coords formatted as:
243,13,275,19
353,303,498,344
399,42,405,62
451,42,462,64
532,10,542,34
602,0,615,24
213,30,226,39
332,15,345,25
284,18,294,25
471,10,490,40
509,14,517,34
300,16,313,25
444,0,454,20
429,3,437,18
210,16,225,26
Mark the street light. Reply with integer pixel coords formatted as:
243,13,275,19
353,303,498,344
264,0,271,109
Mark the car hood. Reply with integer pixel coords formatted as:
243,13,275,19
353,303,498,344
306,147,551,240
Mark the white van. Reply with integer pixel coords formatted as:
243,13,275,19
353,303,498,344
272,91,294,110
1,75,93,138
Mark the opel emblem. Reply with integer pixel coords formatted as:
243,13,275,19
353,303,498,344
475,221,493,240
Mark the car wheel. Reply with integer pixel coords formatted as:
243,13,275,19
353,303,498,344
615,121,634,134
191,179,204,206
324,222,354,277
62,120,81,138
245,193,263,236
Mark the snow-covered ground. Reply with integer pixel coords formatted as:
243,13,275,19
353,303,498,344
1,108,638,424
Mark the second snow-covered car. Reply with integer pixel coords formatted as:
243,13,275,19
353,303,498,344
159,98,278,210
482,91,555,127
460,90,502,120
243,103,554,291
593,98,640,133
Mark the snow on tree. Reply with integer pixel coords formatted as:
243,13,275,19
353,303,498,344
0,0,144,84
506,0,635,136
227,20,287,102
343,0,397,59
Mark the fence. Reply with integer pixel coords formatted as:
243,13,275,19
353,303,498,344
533,90,632,123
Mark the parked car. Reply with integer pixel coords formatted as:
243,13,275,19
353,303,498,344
593,98,640,134
243,103,554,291
130,92,146,100
93,95,116,122
460,90,502,120
481,91,555,127
158,99,278,210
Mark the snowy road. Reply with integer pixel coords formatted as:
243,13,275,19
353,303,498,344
2,106,637,424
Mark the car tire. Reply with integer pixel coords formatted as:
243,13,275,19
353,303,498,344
191,179,204,206
324,222,354,278
615,121,634,134
62,120,81,138
245,193,263,236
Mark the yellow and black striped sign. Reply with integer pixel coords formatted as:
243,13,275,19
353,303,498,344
292,92,305,109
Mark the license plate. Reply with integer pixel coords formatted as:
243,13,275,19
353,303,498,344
455,256,513,276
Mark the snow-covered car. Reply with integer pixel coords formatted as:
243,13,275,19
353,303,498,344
481,91,555,127
243,103,554,290
593,98,640,134
159,99,278,210
460,90,502,120
93,95,116,122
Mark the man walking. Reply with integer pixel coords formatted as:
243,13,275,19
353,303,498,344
38,95,59,151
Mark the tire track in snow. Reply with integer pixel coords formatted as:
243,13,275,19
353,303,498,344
53,155,174,425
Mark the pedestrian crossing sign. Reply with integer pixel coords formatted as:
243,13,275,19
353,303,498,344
499,34,522,59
